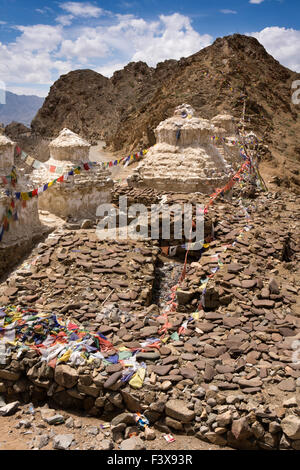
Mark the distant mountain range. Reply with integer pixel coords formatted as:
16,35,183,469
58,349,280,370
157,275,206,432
0,90,44,127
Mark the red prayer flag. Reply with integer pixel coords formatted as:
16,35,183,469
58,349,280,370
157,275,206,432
161,246,169,256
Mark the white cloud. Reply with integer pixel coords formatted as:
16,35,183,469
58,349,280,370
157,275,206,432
9,10,300,99
0,25,72,86
248,26,300,72
57,1,106,26
60,28,110,60
0,10,214,94
0,43,71,85
220,9,237,14
57,12,212,67
131,14,212,65
7,85,48,97
249,0,265,4
60,2,104,18
96,62,129,77
14,25,63,52
36,7,54,15
56,15,74,26
0,21,7,25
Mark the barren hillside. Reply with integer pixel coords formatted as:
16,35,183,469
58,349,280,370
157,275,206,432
31,34,300,191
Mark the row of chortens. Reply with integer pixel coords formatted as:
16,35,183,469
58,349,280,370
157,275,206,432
128,105,243,193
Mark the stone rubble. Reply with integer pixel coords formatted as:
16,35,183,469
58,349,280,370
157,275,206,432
0,185,299,450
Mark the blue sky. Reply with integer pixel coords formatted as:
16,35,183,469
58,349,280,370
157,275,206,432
0,0,299,97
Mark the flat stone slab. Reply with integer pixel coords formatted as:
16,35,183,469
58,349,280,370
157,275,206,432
152,365,173,376
252,299,275,308
0,401,20,416
165,399,195,423
104,371,123,389
136,351,160,361
238,378,263,388
120,436,146,450
44,414,65,425
278,378,296,392
227,264,244,273
281,415,300,440
52,434,74,450
241,280,257,289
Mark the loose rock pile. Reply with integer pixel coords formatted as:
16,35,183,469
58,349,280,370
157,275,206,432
0,231,158,316
112,184,213,252
112,184,162,207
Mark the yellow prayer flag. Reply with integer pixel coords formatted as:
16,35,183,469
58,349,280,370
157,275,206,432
199,283,208,292
118,346,129,352
129,368,146,389
57,350,71,363
21,192,30,201
25,156,34,166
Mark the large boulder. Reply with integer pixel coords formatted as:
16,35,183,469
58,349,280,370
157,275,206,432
0,369,20,381
52,434,74,450
165,399,195,423
120,436,146,450
231,417,252,441
0,401,20,416
176,290,195,306
54,365,78,389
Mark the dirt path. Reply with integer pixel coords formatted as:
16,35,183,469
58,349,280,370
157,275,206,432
0,404,232,451
89,141,142,182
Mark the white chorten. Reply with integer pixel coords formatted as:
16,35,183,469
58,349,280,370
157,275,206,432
0,135,41,276
32,129,114,220
211,114,236,135
128,105,238,194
